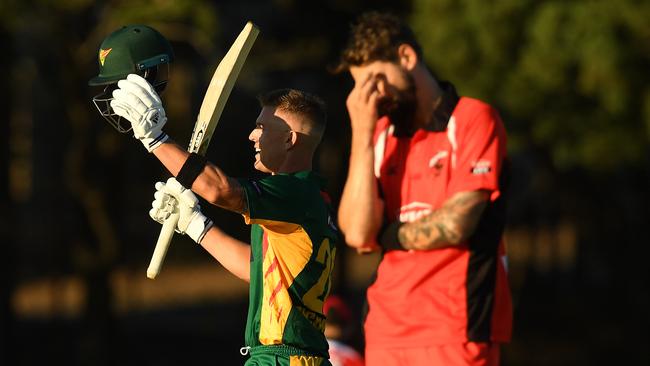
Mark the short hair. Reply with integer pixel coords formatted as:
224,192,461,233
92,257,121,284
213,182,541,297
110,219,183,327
334,11,423,73
257,88,327,136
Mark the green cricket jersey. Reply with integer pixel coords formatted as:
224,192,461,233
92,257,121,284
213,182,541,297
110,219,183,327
238,171,338,358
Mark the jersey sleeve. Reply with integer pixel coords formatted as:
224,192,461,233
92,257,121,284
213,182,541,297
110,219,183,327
238,175,307,227
448,104,507,202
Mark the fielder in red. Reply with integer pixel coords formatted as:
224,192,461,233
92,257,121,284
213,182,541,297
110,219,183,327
335,12,512,366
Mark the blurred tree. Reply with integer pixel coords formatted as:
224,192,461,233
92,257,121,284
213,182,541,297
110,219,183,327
410,0,650,171
409,2,650,364
0,1,226,364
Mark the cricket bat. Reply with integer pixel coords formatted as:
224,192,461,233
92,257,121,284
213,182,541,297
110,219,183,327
147,21,259,279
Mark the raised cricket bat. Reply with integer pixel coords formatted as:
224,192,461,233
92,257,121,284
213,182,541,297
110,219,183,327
147,21,259,279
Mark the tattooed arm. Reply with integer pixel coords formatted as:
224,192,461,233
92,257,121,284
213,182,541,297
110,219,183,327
380,190,490,251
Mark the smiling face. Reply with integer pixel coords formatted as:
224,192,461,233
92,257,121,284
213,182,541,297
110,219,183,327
350,60,418,134
248,106,294,174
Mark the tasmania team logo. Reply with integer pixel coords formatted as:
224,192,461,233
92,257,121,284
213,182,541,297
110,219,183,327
99,48,112,66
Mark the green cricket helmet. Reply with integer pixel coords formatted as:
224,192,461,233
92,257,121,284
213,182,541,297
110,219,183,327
90,24,174,133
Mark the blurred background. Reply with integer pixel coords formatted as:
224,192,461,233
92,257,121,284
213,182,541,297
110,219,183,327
1,0,649,365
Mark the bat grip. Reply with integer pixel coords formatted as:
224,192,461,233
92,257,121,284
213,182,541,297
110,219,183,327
147,212,180,279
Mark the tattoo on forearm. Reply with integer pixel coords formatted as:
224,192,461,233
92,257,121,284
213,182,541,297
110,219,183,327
398,191,489,250
435,222,456,244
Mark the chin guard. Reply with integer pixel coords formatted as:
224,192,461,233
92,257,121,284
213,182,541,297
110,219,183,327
93,84,131,133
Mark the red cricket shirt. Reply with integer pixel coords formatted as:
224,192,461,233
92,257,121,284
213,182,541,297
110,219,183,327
365,97,512,348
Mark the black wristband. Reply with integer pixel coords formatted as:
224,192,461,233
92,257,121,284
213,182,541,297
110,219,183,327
176,153,207,188
378,221,406,251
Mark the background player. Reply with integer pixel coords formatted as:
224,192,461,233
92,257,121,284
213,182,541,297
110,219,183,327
335,12,512,366
323,295,364,366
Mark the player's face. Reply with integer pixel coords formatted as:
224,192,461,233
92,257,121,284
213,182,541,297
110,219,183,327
249,106,293,174
350,61,417,133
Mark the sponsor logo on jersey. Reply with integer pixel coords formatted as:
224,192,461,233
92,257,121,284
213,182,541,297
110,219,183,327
471,159,492,175
296,304,326,332
99,48,112,66
398,201,432,222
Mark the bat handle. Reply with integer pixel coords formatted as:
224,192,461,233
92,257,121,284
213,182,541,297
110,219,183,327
147,212,180,279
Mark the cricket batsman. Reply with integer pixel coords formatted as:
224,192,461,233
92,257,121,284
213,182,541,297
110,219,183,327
89,25,338,365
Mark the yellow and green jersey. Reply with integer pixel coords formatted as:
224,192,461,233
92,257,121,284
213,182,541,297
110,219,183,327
239,171,338,358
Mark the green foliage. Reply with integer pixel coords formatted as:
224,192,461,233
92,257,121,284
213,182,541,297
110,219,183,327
410,0,650,172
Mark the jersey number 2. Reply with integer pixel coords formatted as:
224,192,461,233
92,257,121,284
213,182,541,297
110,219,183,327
303,239,336,310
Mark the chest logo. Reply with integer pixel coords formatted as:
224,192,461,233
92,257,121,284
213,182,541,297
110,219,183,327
428,151,448,176
429,151,449,169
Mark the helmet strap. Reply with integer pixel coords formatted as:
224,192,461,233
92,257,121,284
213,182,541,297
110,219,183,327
144,63,169,93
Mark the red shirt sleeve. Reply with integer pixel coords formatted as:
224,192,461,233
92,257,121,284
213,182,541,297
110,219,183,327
447,101,507,202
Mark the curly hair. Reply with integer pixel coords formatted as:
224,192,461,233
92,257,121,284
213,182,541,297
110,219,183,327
334,11,423,73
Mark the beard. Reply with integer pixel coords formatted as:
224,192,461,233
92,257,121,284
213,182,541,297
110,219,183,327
377,70,418,136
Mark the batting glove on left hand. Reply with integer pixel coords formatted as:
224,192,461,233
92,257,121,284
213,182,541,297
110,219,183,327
149,178,214,244
110,74,169,152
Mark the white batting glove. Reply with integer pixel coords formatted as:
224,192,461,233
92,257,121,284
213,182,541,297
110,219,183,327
110,74,169,152
149,177,214,243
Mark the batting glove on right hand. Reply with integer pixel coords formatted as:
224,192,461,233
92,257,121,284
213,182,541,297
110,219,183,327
150,178,214,244
110,74,169,152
